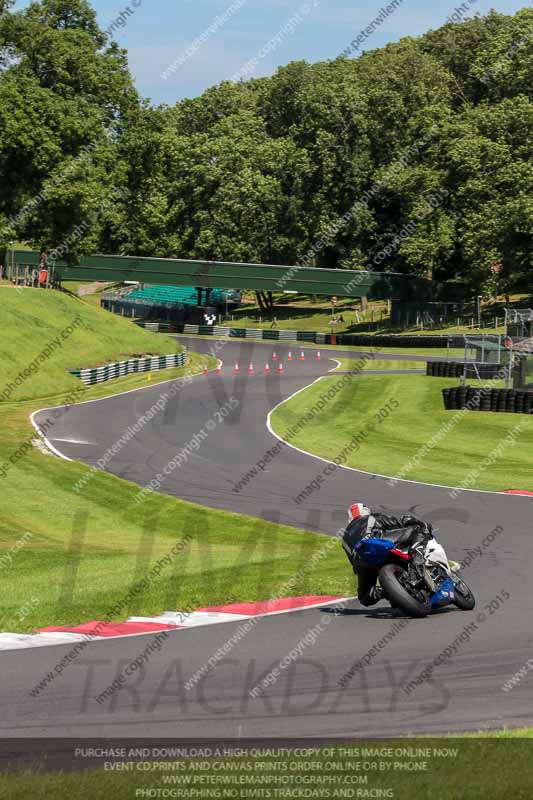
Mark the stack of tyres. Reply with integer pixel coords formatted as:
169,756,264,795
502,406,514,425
448,387,459,409
480,388,492,412
442,386,533,414
457,386,468,409
497,390,509,412
452,386,460,408
471,387,483,410
469,387,482,410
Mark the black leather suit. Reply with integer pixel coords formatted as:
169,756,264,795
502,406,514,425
342,511,433,606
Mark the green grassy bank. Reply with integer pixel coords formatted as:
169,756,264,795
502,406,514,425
0,289,353,632
270,371,533,492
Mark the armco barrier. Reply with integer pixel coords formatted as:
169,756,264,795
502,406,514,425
427,361,503,379
135,321,463,349
442,386,533,414
70,352,187,386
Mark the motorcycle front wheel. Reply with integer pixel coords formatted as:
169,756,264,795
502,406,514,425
379,564,431,618
452,576,476,610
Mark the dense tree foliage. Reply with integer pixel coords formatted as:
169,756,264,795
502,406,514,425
0,1,531,293
0,0,138,259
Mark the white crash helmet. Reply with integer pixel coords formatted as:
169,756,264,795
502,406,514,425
348,502,371,522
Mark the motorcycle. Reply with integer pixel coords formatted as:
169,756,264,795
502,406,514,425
354,530,476,618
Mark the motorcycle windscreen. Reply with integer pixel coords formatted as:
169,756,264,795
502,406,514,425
356,537,395,567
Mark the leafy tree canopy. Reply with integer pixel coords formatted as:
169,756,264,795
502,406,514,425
1,2,531,293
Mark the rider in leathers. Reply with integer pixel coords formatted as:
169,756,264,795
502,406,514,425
342,503,433,606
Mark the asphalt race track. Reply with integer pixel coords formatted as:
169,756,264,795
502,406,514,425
4,337,533,740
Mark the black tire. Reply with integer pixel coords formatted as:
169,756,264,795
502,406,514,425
378,564,431,618
452,577,476,610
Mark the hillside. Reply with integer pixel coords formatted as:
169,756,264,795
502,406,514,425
0,288,181,403
0,289,351,632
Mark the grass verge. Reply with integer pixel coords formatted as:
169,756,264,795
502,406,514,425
270,371,533,492
1,735,532,799
0,290,353,633
339,358,423,371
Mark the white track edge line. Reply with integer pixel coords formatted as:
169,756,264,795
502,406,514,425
29,360,205,462
265,376,530,499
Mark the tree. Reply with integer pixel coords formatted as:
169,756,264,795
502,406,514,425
0,0,138,258
1,4,531,295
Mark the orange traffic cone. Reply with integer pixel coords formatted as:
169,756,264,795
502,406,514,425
277,362,284,374
216,362,223,375
300,350,305,361
203,365,209,376
233,363,240,375
264,363,271,374
272,351,278,361
248,362,255,375
316,351,321,361
288,350,293,361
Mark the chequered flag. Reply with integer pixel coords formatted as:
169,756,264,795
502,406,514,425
204,314,216,326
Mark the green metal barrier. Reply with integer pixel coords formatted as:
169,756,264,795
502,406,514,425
6,249,464,301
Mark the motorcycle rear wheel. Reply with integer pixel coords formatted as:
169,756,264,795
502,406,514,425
379,564,431,618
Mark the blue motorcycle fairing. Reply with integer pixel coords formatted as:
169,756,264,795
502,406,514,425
429,575,455,607
355,537,395,567
356,538,461,612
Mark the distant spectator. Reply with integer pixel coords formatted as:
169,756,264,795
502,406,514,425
270,316,278,328
37,252,48,288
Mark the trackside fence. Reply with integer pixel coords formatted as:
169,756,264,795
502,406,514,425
69,352,187,386
134,321,466,349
